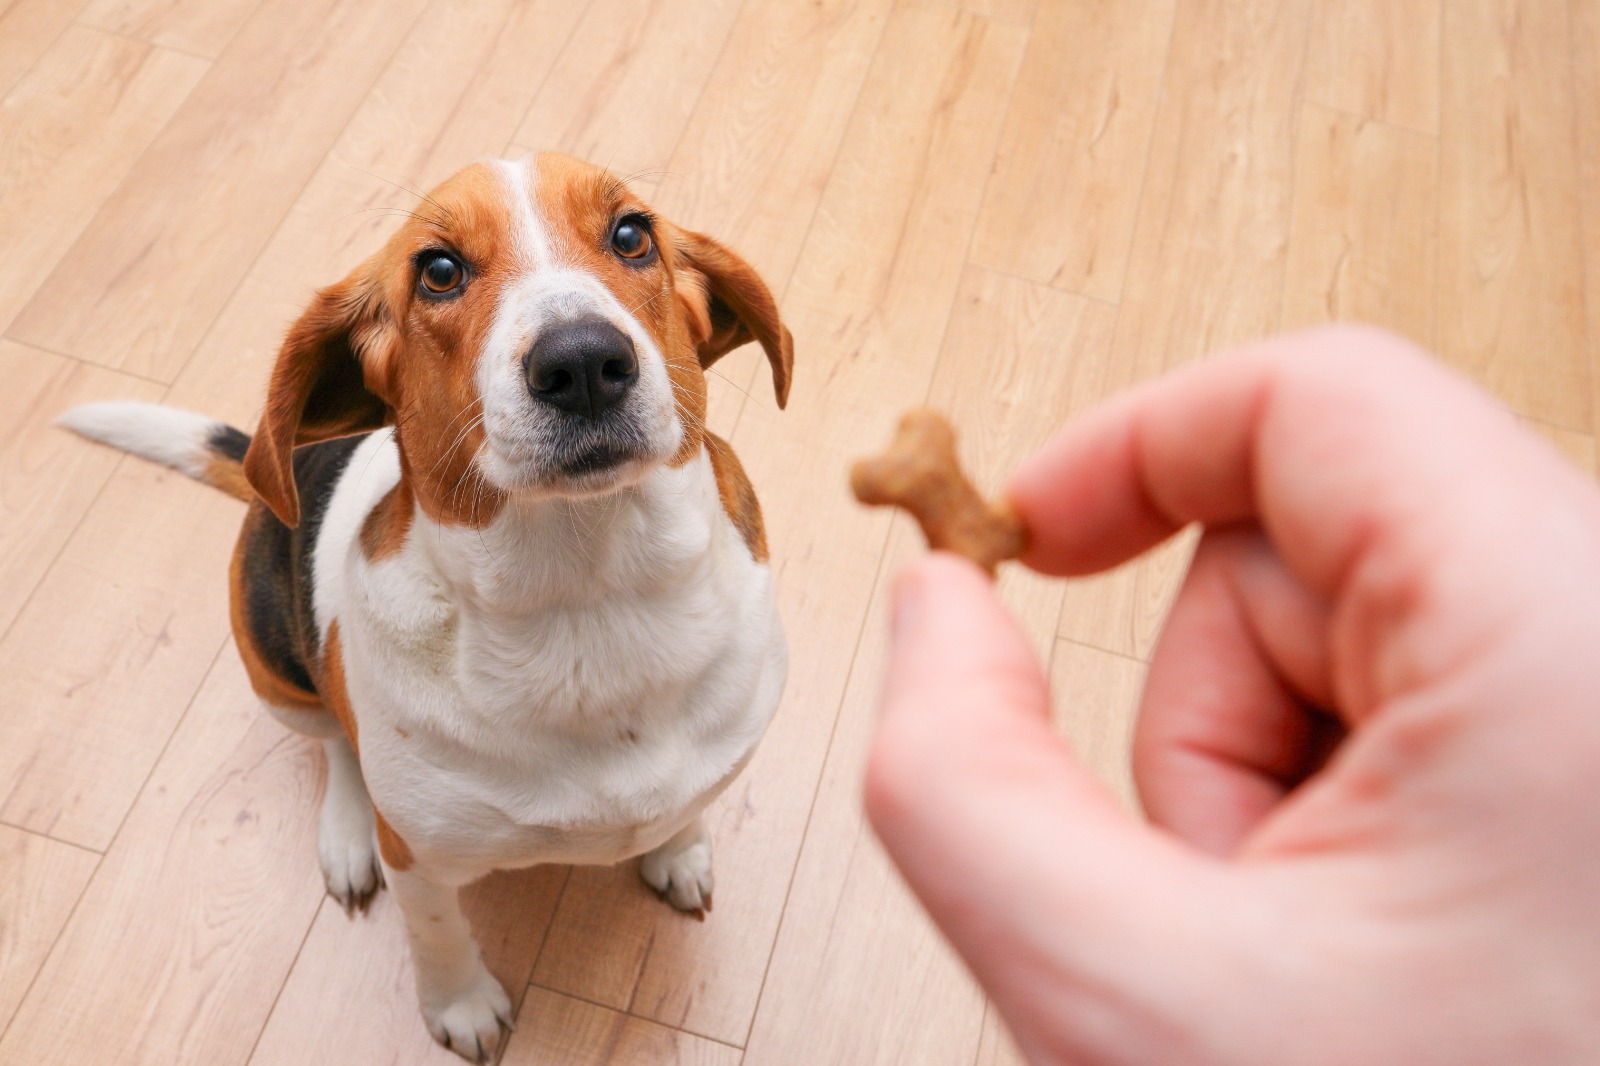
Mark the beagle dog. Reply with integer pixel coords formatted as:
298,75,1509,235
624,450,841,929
58,154,791,1063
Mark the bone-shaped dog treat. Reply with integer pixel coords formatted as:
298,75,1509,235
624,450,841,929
851,409,1027,576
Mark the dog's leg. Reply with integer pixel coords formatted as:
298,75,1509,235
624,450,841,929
640,816,715,916
319,736,382,915
262,702,384,914
386,864,513,1064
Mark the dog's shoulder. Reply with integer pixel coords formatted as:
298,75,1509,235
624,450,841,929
703,431,766,563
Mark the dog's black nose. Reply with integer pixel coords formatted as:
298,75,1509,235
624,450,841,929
523,318,639,418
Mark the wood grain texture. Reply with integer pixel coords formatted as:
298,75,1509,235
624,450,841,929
0,649,325,1065
1111,0,1312,383
1571,0,1600,445
7,0,429,382
1,1,1595,1060
969,0,1175,301
745,269,1117,1066
250,867,566,1065
0,25,207,334
1282,102,1438,347
531,7,1027,1046
504,989,742,1066
0,343,163,635
0,459,242,849
77,0,259,58
512,0,744,179
651,0,894,435
1304,0,1440,133
1438,0,1591,430
0,825,97,1032
0,0,87,100
165,0,587,429
958,0,1035,25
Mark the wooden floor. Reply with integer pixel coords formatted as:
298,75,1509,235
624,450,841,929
1,0,1597,1062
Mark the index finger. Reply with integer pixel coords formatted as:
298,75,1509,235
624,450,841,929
1006,325,1559,600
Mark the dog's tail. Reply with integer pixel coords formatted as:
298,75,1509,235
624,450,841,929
55,401,255,503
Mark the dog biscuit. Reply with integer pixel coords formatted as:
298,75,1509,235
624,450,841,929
850,409,1026,575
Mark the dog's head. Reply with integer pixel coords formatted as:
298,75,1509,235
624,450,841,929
243,154,792,527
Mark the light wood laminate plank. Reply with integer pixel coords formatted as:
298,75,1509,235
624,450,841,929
745,268,1117,1066
0,25,207,334
970,0,1176,301
0,825,97,1033
1282,102,1438,348
1438,0,1591,430
0,650,322,1065
530,6,1027,1047
8,0,430,381
1303,0,1440,133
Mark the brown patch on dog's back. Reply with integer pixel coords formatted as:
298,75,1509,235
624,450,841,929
318,620,361,750
705,431,767,561
360,480,414,560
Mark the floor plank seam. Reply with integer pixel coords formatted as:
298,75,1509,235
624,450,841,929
0,0,95,100
518,865,573,993
1295,93,1442,142
1054,634,1150,666
0,337,173,387
523,979,748,1052
83,24,218,64
242,895,336,1066
0,851,103,1048
0,821,103,857
0,452,130,650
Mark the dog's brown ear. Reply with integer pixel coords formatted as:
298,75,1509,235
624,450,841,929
673,229,794,409
244,264,393,526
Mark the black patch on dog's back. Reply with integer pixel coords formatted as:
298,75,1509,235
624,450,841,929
236,434,370,697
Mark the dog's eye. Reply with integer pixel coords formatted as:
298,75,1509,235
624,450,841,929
611,217,653,261
419,253,464,294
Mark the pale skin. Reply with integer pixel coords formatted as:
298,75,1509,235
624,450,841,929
865,326,1600,1065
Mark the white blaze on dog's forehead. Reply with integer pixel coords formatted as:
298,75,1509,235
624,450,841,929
494,157,554,269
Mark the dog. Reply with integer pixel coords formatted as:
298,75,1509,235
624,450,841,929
58,153,791,1063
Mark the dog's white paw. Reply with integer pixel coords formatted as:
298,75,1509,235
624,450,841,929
319,738,383,915
421,960,514,1065
317,796,382,916
640,829,714,917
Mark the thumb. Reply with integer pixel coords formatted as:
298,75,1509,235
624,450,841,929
866,553,1225,1063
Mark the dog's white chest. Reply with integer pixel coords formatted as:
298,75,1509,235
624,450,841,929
318,437,785,876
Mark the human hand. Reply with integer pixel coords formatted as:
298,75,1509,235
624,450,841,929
864,327,1600,1065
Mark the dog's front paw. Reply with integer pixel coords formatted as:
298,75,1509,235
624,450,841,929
317,805,382,916
640,823,714,917
421,960,514,1064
